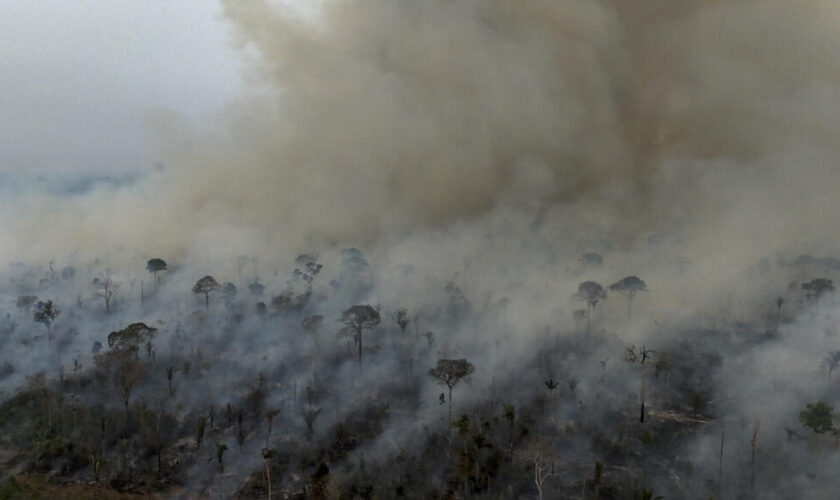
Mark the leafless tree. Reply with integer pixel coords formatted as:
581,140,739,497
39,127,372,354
92,274,120,313
516,437,559,500
303,407,322,440
625,344,655,423
394,308,411,333
262,448,277,499
823,350,840,380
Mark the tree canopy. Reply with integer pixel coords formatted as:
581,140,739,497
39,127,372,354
609,276,648,295
107,322,157,354
802,278,834,299
340,305,381,332
193,276,220,310
33,300,60,331
146,258,167,274
574,281,607,309
799,401,834,434
428,358,475,390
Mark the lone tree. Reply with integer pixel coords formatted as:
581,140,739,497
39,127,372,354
609,276,648,321
823,350,840,380
33,300,60,332
339,305,380,367
625,344,655,423
95,326,150,429
193,276,220,311
92,275,119,313
262,448,277,499
799,401,834,435
574,281,607,335
802,278,834,300
302,408,322,440
428,358,475,425
216,443,228,472
516,437,559,500
394,308,411,334
146,258,167,289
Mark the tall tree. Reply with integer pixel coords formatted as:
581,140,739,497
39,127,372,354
193,276,220,311
609,276,648,321
516,437,558,500
625,344,655,423
146,258,167,289
262,448,277,499
92,275,119,313
33,300,60,332
394,308,411,334
340,305,380,367
823,350,840,380
574,281,607,335
428,358,475,425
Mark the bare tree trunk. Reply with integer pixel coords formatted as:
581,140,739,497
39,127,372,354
639,360,647,423
718,423,725,498
448,386,453,426
750,420,760,494
357,327,363,367
205,293,209,311
265,460,272,500
124,397,130,433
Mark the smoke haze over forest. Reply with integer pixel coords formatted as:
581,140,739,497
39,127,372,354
2,1,840,498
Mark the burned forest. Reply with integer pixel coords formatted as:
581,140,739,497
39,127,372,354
3,1,840,499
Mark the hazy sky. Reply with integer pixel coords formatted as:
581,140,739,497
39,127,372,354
0,1,243,175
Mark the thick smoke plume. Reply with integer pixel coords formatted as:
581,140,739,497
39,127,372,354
2,1,840,498
4,0,840,269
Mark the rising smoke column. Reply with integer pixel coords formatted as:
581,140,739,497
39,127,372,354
2,0,840,278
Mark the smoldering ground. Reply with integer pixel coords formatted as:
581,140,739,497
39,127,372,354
1,0,840,498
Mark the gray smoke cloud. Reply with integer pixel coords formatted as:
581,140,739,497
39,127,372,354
3,2,840,497
4,0,839,274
